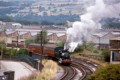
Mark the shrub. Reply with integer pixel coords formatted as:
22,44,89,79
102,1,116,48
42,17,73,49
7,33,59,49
3,48,11,56
2,47,28,57
20,60,58,80
56,41,65,47
0,41,6,46
84,42,99,53
74,45,84,52
74,42,99,53
3,48,18,57
35,60,58,80
102,49,110,62
87,64,120,80
17,48,28,55
10,49,18,56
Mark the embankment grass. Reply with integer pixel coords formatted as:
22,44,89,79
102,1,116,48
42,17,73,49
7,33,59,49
20,60,58,80
35,60,58,80
72,50,107,66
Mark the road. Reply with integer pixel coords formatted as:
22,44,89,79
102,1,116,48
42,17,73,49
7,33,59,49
0,60,37,80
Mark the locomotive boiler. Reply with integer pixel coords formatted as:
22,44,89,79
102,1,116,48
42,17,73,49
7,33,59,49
28,43,72,64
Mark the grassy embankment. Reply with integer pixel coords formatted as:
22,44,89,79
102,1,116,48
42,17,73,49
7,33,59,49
20,60,58,80
72,50,107,66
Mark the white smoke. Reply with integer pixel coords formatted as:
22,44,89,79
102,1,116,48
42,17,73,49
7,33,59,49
64,0,120,52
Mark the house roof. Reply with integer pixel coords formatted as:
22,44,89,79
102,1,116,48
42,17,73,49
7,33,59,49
19,32,30,35
110,37,120,40
93,31,120,38
6,31,18,35
16,29,41,32
92,32,108,38
31,32,38,36
29,43,57,48
12,23,22,27
56,33,65,37
47,33,53,36
111,32,120,35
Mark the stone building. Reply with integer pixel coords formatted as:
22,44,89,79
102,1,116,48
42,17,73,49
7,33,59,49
110,37,120,64
92,31,120,49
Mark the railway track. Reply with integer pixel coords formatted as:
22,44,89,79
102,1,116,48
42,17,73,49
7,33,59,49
71,63,87,80
60,66,76,80
72,58,100,72
59,58,99,80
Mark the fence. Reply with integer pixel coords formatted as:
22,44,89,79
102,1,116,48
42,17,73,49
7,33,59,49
17,54,44,71
17,54,38,68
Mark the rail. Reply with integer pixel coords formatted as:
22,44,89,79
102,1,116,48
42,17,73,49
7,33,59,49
60,66,76,80
59,57,100,80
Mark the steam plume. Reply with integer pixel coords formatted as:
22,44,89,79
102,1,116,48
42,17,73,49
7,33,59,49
64,0,120,52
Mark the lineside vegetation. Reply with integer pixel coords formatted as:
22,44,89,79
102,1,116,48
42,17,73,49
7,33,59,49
20,60,58,80
87,64,120,80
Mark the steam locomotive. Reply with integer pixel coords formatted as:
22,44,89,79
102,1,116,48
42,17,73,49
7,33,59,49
28,44,72,65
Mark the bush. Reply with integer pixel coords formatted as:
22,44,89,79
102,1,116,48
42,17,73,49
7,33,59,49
0,41,6,46
74,42,99,53
3,48,11,56
3,48,18,57
74,45,84,52
20,60,58,80
10,49,18,56
56,41,65,47
87,64,120,80
102,49,110,62
84,43,99,53
17,48,28,55
2,47,28,57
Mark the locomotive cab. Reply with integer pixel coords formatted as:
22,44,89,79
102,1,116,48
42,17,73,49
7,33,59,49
61,52,71,60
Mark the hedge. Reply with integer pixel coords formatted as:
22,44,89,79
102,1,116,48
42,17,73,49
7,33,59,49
87,64,120,80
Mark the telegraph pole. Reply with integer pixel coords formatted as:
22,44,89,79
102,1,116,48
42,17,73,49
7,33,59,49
98,37,100,50
0,47,3,69
38,26,44,71
40,30,43,64
16,36,19,49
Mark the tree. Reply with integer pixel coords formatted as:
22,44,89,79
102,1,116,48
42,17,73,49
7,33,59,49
102,49,110,62
0,16,13,22
0,41,6,59
25,36,36,47
0,41,6,46
17,48,28,55
35,30,48,44
35,30,48,64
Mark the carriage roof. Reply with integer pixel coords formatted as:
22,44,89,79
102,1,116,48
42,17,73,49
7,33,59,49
29,43,57,48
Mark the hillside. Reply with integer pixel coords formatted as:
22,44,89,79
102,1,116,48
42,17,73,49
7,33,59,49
0,0,92,24
0,0,119,25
